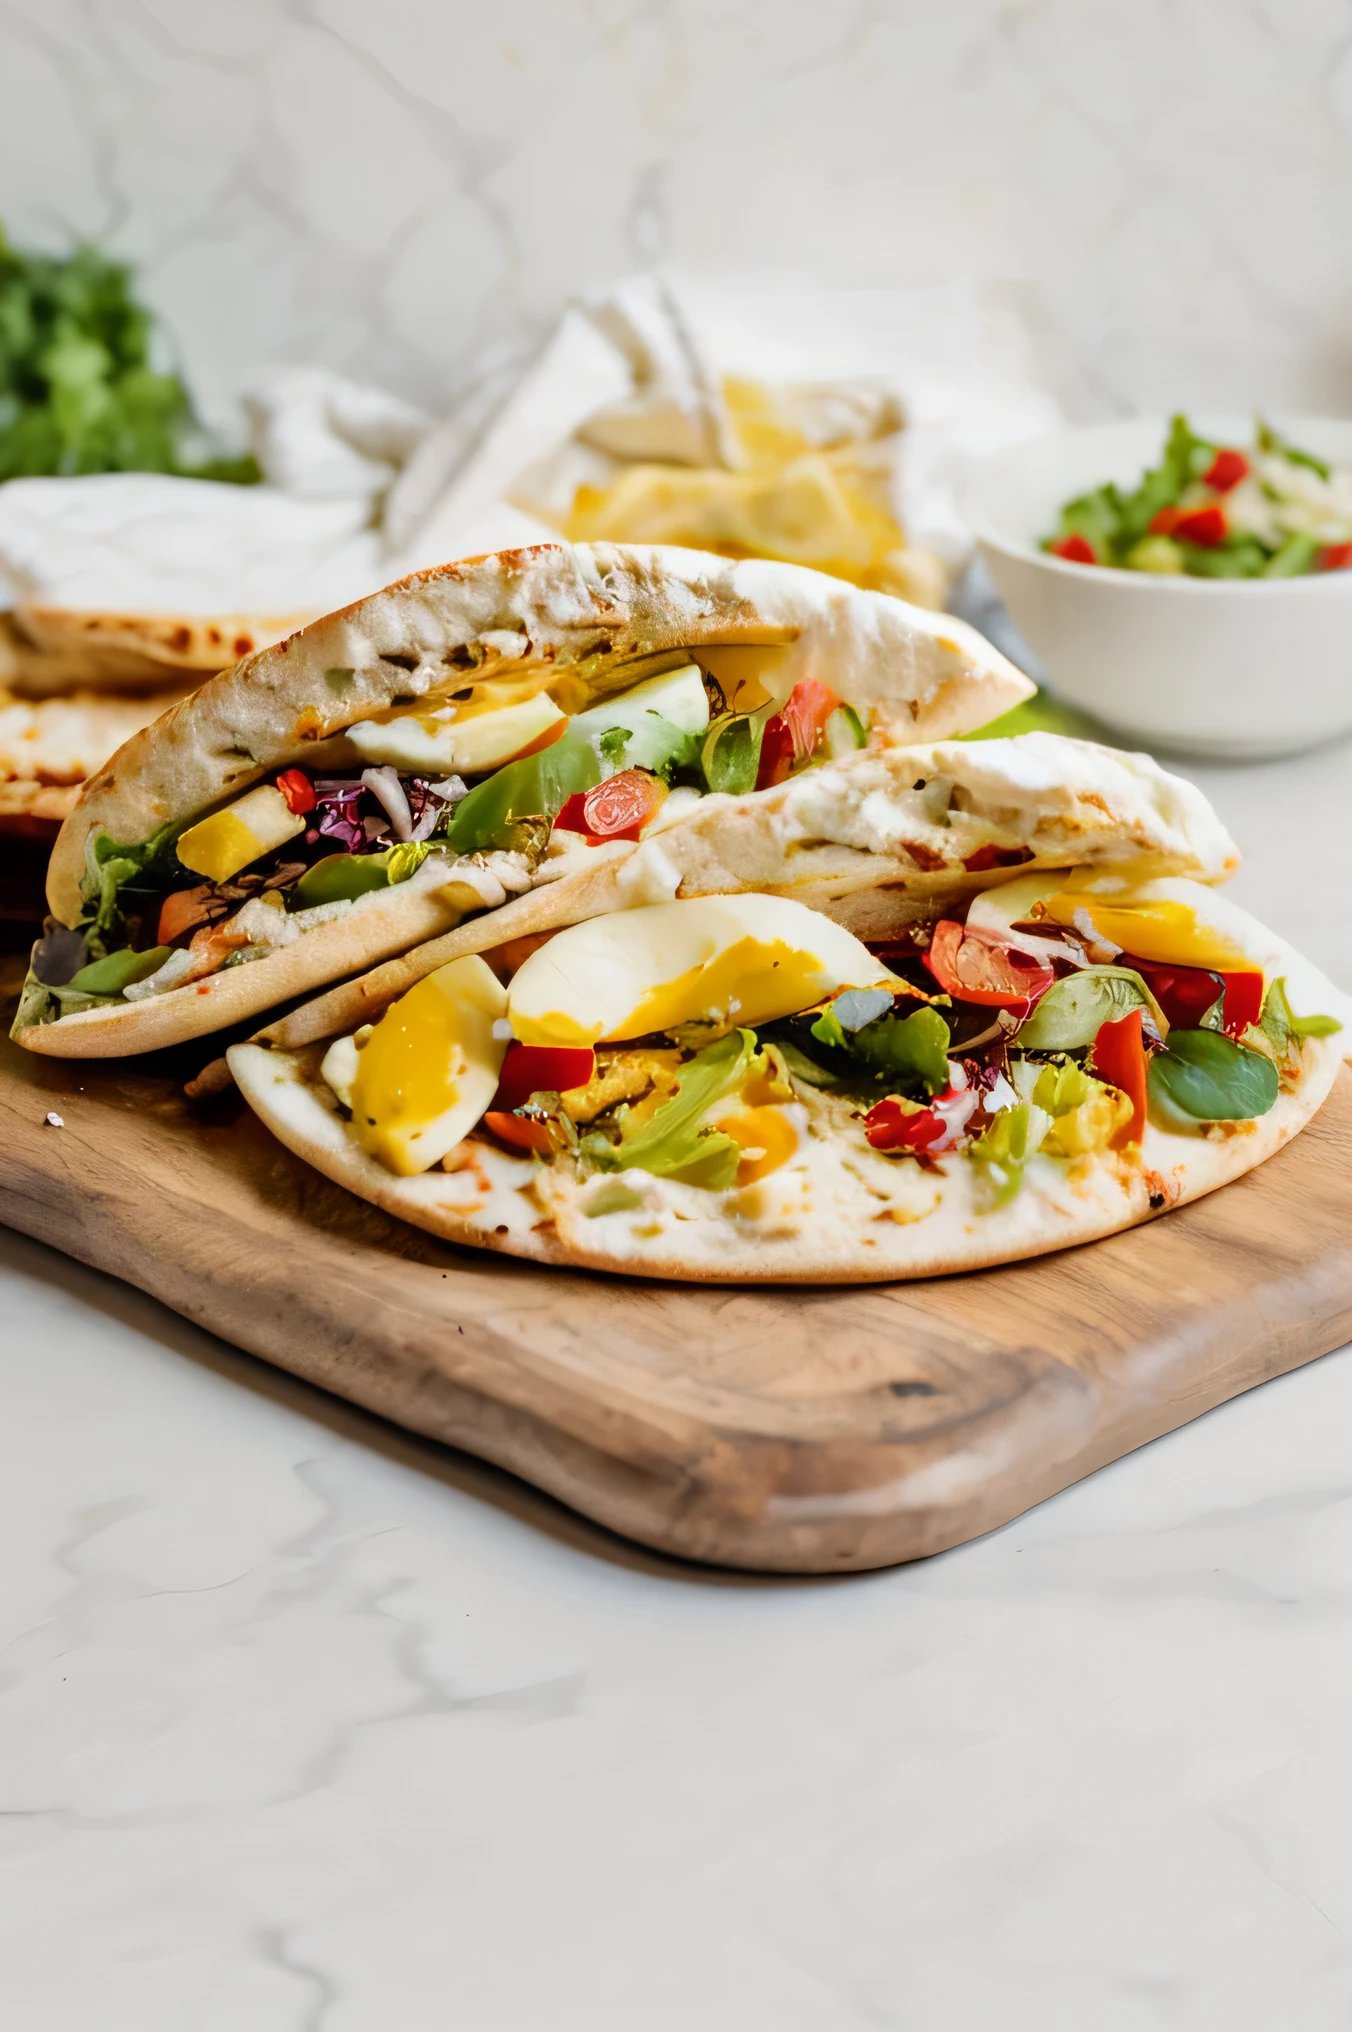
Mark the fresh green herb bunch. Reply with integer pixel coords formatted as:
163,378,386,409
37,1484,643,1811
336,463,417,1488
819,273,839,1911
0,222,259,485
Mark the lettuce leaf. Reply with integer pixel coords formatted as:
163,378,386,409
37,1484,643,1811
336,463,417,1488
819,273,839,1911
581,1029,755,1188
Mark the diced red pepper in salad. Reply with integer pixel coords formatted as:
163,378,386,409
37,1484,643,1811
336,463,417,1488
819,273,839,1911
1148,504,1182,536
1090,1008,1148,1147
924,920,1054,1010
1172,503,1227,547
1202,448,1250,493
1049,533,1098,565
276,767,316,815
492,1042,596,1113
1318,542,1352,571
862,1095,948,1153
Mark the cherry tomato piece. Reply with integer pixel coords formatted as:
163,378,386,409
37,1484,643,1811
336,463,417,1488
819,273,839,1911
780,678,843,761
492,1042,596,1114
1050,533,1098,564
863,1096,947,1152
1203,448,1250,493
276,767,316,814
1090,1008,1148,1147
554,773,664,841
924,920,1054,1010
1173,504,1227,547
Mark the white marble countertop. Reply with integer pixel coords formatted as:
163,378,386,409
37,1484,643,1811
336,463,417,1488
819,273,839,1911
3,732,1351,2030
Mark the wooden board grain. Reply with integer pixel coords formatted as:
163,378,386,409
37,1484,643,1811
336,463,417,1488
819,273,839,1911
3,968,1351,1573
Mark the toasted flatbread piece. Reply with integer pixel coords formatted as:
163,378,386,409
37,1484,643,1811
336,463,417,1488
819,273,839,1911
228,892,1348,1286
0,686,195,840
0,607,310,697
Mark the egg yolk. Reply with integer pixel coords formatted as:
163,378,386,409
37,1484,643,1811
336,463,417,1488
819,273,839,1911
351,973,470,1176
1044,894,1257,975
518,936,838,1047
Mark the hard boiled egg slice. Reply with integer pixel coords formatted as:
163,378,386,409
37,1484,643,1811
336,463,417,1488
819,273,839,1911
345,954,507,1176
176,782,305,884
347,693,565,774
967,869,1263,975
1042,874,1263,976
507,894,897,1048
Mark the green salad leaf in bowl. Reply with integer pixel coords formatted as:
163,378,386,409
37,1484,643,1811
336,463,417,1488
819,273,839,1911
1043,413,1352,580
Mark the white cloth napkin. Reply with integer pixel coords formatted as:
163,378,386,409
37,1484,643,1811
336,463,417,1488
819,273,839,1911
0,368,433,617
0,281,1062,619
401,273,1063,577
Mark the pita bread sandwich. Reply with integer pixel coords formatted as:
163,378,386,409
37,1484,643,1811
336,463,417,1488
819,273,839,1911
227,731,1350,1284
12,541,1031,1058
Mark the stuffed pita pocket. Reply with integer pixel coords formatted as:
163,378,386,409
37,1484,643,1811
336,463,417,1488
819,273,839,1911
227,734,1347,1284
13,541,1031,1057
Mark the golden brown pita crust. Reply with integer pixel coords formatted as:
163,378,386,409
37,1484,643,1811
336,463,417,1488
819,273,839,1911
45,542,1033,926
0,606,311,697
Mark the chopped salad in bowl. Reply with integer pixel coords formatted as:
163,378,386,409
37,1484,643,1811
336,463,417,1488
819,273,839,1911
1043,416,1352,579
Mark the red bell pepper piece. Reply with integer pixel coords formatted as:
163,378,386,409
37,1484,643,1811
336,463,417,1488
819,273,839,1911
482,1111,554,1154
754,714,796,791
1148,505,1182,536
924,920,1054,1010
1091,1008,1148,1147
1126,957,1221,1031
1218,970,1264,1039
276,767,316,815
553,793,591,834
1173,503,1227,547
1317,542,1352,572
863,1095,947,1152
1049,533,1098,565
1203,448,1250,493
492,1041,596,1113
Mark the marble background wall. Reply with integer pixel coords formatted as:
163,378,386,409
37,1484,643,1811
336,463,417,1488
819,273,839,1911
3,0,1352,431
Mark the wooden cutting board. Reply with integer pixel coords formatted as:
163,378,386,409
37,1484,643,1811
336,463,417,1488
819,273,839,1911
4,961,1351,1573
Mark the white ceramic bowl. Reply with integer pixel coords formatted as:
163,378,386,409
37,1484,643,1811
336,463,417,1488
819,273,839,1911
964,415,1352,759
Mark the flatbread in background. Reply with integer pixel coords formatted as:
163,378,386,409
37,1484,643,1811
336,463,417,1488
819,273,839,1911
0,684,192,839
0,606,312,698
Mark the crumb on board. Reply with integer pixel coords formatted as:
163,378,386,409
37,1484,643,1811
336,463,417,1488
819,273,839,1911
44,1111,64,1128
